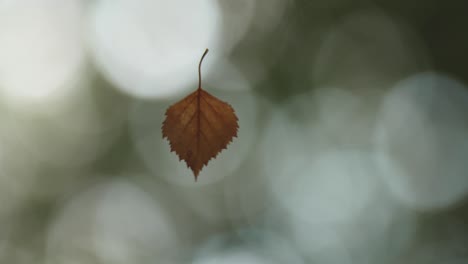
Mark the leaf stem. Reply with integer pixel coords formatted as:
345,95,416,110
198,48,209,90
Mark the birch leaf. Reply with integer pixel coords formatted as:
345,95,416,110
162,49,239,180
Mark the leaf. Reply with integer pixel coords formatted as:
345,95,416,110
162,49,239,180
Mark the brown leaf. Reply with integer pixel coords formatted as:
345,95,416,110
162,49,239,180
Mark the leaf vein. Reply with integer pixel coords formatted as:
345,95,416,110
172,108,198,144
201,96,233,128
200,110,225,146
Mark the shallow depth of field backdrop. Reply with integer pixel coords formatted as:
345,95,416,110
0,0,467,263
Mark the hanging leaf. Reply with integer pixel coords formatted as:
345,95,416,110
162,49,239,180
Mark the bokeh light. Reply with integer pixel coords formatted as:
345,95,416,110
46,178,182,264
88,0,221,99
375,72,468,210
192,230,304,264
88,0,255,99
0,82,127,168
0,0,86,109
312,8,431,91
273,150,380,226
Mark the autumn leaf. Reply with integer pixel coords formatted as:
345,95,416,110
162,49,239,180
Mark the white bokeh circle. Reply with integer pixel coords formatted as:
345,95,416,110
375,72,468,210
88,0,223,99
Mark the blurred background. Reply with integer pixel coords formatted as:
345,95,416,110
0,0,467,263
